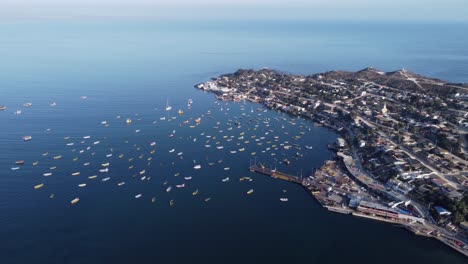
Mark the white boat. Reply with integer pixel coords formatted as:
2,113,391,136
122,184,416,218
176,184,185,188
222,177,230,182
83,136,91,139
193,164,201,170
117,182,125,186
15,110,22,115
66,143,74,146
88,175,97,179
224,167,230,170
22,136,32,141
11,167,20,171
135,194,142,199
280,198,289,202
43,172,52,176
23,102,32,107
70,198,80,205
50,102,57,107
216,146,224,149
150,141,156,146
71,172,80,176
165,99,172,111
305,146,313,150
100,168,109,173
93,141,100,145
166,186,172,192
177,152,183,156
184,177,192,180
102,177,110,182
78,183,87,188
169,149,175,153
106,154,112,157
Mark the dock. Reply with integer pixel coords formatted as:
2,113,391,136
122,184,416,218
249,165,302,184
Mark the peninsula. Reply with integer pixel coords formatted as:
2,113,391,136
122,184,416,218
196,67,468,257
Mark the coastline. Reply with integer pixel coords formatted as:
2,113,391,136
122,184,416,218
194,70,468,258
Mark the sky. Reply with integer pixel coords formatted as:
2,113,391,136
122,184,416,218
1,0,468,22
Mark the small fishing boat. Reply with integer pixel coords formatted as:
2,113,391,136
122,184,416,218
71,172,80,176
184,176,192,180
53,155,62,160
34,183,44,189
78,183,87,188
222,177,230,182
152,197,156,203
43,172,52,176
15,160,25,165
165,99,172,111
0,106,6,111
22,136,32,141
126,118,132,124
135,194,142,199
88,175,97,179
100,168,109,173
192,189,199,196
280,198,289,202
166,186,172,192
117,182,125,186
247,189,254,195
193,164,201,170
169,149,175,153
70,198,80,205
169,200,175,206
176,183,185,188
101,177,110,182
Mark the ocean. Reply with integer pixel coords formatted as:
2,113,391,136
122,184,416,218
0,19,467,263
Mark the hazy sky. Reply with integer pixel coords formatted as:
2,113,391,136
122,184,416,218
1,0,468,22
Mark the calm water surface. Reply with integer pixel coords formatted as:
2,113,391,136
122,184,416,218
0,19,467,263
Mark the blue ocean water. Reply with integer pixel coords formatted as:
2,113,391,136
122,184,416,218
0,19,467,263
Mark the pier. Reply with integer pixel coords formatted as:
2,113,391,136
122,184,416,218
249,165,302,184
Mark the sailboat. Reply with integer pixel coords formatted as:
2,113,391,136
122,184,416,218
165,99,172,111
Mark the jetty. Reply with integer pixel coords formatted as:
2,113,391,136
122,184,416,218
248,165,302,184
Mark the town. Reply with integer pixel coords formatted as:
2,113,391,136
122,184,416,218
196,67,468,257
